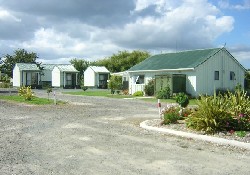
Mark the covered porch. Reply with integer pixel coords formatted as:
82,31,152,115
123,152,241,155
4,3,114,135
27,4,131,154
129,74,187,95
62,72,78,89
21,70,42,88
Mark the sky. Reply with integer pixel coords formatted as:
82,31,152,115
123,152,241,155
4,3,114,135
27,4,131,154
0,0,250,68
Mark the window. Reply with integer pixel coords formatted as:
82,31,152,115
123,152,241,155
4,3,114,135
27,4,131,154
66,74,72,85
230,71,235,80
135,75,145,84
99,74,105,81
214,71,219,80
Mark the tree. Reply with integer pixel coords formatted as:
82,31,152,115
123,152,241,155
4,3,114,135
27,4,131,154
1,49,39,77
245,71,250,90
108,75,122,94
94,50,150,73
70,58,91,85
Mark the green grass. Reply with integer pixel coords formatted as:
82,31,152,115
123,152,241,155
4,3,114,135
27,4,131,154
64,90,110,97
0,95,62,105
63,90,198,105
63,90,134,99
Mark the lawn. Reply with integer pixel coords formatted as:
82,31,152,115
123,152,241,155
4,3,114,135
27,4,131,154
63,90,198,105
0,95,59,105
64,90,112,97
63,90,134,99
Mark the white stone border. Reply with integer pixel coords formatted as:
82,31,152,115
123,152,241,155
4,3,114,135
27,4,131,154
140,120,250,150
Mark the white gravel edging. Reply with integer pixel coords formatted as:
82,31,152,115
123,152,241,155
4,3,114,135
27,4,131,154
140,120,250,150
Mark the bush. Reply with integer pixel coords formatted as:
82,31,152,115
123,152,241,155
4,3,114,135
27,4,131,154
108,75,122,92
122,89,129,95
161,105,181,124
144,79,155,96
133,91,144,96
176,92,189,108
81,86,88,91
47,88,52,100
0,82,10,88
224,89,250,118
186,94,233,134
156,86,171,99
18,86,34,101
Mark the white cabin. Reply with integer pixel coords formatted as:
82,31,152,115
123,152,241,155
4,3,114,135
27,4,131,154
52,65,79,88
84,66,110,89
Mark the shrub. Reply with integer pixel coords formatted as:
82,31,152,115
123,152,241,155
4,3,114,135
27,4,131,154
161,105,181,124
156,86,171,99
144,79,155,96
47,88,52,100
176,92,189,108
133,91,144,96
81,86,88,91
185,89,250,134
179,108,194,119
224,89,250,118
186,94,233,134
0,82,10,88
108,75,122,92
122,89,129,95
18,86,34,101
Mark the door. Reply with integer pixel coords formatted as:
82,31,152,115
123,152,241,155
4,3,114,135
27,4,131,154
172,74,186,93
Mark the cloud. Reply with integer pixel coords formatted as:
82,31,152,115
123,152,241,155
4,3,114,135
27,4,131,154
0,0,238,65
0,8,21,22
21,27,123,63
218,0,250,10
105,0,234,50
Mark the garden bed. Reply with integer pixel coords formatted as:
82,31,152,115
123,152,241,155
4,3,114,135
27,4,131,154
146,119,250,143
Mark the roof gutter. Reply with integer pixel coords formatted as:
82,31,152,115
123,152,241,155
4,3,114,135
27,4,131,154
127,68,195,73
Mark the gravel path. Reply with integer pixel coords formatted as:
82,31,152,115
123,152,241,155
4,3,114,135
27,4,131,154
0,89,250,175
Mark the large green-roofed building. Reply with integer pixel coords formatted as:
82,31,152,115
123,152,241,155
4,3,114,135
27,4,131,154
126,47,246,97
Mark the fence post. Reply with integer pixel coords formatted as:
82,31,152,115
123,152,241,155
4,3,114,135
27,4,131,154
157,99,161,119
53,91,56,105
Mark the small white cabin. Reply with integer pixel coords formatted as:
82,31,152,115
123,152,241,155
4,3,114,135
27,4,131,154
52,65,79,88
13,63,42,88
84,66,110,89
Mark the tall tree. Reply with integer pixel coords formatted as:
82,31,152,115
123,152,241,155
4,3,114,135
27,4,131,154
94,50,150,73
70,58,90,82
1,49,39,77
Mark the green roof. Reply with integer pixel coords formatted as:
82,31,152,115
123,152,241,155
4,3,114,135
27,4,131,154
16,63,41,71
42,64,56,70
56,64,79,72
128,48,222,72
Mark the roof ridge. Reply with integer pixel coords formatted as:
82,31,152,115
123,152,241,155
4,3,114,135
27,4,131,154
157,47,221,56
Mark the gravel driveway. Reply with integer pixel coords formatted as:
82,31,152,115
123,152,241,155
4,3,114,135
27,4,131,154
0,90,250,175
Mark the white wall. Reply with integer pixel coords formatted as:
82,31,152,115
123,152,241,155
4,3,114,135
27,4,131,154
52,67,61,87
12,65,20,87
84,67,95,87
195,49,245,96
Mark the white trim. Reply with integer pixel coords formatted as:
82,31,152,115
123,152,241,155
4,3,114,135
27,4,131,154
127,68,194,73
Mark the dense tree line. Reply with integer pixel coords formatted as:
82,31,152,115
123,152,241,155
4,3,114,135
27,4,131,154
0,49,40,78
93,50,150,73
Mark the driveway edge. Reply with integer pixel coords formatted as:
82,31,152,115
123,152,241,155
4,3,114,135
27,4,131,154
140,120,250,150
